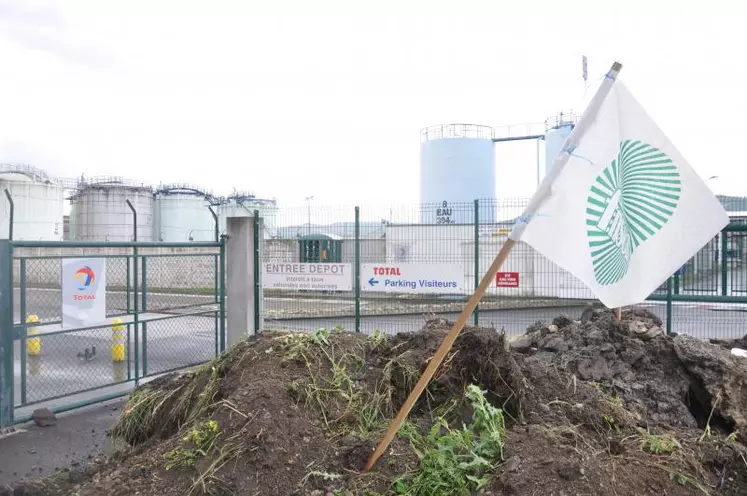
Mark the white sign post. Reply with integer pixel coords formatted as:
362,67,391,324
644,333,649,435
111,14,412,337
361,264,464,294
61,258,107,328
262,263,352,291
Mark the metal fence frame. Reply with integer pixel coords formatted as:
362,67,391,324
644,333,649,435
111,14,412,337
0,239,226,426
257,201,747,338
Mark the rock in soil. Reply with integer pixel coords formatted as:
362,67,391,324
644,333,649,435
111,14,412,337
7,308,747,496
31,409,56,428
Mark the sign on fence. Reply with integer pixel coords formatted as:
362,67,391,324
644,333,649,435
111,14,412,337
263,263,352,291
361,263,464,294
496,272,520,287
62,258,107,328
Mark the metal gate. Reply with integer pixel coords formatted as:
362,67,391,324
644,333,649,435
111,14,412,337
0,239,225,426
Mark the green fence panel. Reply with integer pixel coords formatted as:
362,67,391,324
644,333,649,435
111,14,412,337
6,240,225,422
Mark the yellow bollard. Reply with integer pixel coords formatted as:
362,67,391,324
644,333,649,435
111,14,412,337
112,318,126,363
27,314,40,356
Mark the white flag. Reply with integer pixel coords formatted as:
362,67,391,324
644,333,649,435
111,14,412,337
511,74,729,308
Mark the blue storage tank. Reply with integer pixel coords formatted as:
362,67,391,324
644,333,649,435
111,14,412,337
419,124,497,224
541,112,578,182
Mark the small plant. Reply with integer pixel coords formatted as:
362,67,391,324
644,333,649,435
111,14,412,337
165,420,221,470
726,430,739,442
368,329,387,349
394,385,506,496
602,414,621,434
642,434,679,455
311,327,331,346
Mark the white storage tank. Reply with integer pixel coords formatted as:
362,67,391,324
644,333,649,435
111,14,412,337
419,124,497,224
0,163,65,240
217,192,278,238
72,177,154,241
541,112,578,182
154,185,216,242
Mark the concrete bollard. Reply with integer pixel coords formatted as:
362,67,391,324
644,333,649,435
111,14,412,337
112,318,125,362
27,314,40,356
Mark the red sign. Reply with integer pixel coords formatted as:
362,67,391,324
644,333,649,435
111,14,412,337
496,272,519,287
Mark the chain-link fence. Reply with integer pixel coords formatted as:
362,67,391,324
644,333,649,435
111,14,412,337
260,199,747,340
7,241,224,418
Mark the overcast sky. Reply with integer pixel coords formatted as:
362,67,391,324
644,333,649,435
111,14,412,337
0,0,744,212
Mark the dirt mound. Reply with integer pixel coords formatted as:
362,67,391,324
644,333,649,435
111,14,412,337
8,309,747,496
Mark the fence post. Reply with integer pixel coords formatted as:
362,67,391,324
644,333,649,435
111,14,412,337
209,206,219,305
355,207,361,332
3,189,13,241
0,240,14,427
19,259,27,405
219,234,227,352
666,275,673,335
125,255,131,380
721,229,728,296
253,210,261,334
473,199,479,326
126,200,139,383
141,256,148,377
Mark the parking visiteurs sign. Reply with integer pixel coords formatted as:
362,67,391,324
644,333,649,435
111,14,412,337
361,264,464,294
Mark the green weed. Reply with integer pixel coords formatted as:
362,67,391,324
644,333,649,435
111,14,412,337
164,420,222,470
368,329,388,349
393,385,506,496
642,434,680,455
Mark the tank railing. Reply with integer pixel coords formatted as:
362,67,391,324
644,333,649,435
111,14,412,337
0,163,57,184
420,124,494,142
491,121,546,141
544,111,580,131
421,115,583,143
155,183,215,197
75,175,153,190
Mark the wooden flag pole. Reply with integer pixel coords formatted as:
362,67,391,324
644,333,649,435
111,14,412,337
363,60,624,472
362,238,516,471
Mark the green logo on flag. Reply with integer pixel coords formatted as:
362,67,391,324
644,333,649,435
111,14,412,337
586,140,682,285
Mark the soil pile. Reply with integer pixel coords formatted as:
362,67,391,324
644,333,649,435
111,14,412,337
8,308,747,496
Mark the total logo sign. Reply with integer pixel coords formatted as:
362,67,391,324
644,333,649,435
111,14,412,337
73,265,97,300
62,258,107,328
361,264,464,294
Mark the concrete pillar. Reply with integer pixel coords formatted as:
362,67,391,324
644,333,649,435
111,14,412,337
225,215,263,347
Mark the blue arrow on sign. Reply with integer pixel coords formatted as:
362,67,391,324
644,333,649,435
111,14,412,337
368,277,379,287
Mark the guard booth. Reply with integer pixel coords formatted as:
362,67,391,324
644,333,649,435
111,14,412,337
299,234,343,263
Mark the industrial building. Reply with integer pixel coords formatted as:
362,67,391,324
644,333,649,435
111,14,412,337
153,184,217,242
1,169,277,242
0,163,65,241
216,191,279,239
70,176,155,242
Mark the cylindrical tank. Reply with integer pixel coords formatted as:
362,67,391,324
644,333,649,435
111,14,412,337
0,163,65,240
541,112,578,183
419,124,496,224
68,199,78,240
72,177,154,241
217,192,278,238
154,185,216,242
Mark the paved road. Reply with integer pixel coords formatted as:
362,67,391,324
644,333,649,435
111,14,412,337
0,397,126,488
267,302,747,341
